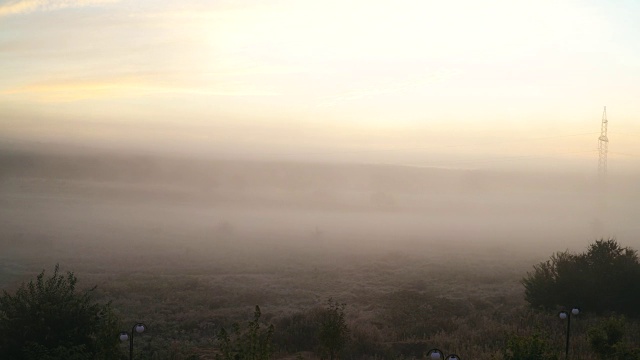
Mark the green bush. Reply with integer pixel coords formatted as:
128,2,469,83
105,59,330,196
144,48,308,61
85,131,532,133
318,298,350,360
588,316,640,360
0,265,120,360
522,239,640,316
501,331,558,360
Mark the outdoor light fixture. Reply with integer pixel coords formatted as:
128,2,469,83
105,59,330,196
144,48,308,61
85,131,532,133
559,307,580,360
427,348,460,360
119,332,129,342
119,322,147,360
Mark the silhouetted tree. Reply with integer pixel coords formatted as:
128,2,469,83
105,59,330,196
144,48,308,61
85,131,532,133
522,239,640,316
0,264,120,360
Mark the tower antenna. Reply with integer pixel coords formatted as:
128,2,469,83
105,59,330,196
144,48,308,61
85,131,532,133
597,106,608,185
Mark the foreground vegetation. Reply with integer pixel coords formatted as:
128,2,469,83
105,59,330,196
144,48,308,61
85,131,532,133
0,265,119,360
3,238,640,359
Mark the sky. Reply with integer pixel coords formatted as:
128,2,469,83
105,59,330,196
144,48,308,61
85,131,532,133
1,0,639,168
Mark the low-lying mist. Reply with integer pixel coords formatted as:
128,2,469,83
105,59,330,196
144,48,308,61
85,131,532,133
2,144,639,359
2,145,638,267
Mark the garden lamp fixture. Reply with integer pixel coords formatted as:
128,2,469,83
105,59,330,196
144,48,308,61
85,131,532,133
559,307,580,360
428,348,460,360
119,322,147,360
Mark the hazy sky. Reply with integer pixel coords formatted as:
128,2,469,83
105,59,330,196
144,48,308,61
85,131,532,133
1,0,639,167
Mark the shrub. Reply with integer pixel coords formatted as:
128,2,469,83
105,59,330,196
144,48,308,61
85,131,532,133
0,264,120,360
216,305,274,360
501,331,558,360
588,316,640,360
522,239,640,316
318,298,350,360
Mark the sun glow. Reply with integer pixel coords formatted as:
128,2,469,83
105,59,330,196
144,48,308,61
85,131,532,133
1,0,639,161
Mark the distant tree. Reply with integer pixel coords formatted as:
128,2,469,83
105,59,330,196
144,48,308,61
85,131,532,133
0,264,120,360
502,331,558,360
522,239,640,316
318,298,349,360
216,305,274,360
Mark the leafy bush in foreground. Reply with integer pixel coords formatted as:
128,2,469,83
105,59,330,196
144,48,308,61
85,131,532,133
588,316,640,360
319,298,350,360
216,305,274,360
0,265,120,360
501,331,558,360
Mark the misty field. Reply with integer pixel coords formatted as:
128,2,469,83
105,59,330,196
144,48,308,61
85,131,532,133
1,150,640,359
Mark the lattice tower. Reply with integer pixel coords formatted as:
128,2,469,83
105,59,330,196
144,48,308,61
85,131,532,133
598,106,608,184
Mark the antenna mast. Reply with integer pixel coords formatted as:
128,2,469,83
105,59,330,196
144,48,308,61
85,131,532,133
597,106,608,184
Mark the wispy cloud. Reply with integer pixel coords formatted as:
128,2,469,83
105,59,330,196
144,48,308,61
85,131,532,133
1,76,280,102
0,0,119,17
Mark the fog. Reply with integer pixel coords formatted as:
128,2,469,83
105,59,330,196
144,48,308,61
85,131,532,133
2,143,638,268
2,141,639,358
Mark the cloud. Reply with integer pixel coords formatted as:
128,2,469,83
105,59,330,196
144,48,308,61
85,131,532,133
1,76,280,102
0,0,119,17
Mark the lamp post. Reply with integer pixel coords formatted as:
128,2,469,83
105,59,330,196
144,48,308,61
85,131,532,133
119,322,147,360
559,307,579,360
427,348,461,360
